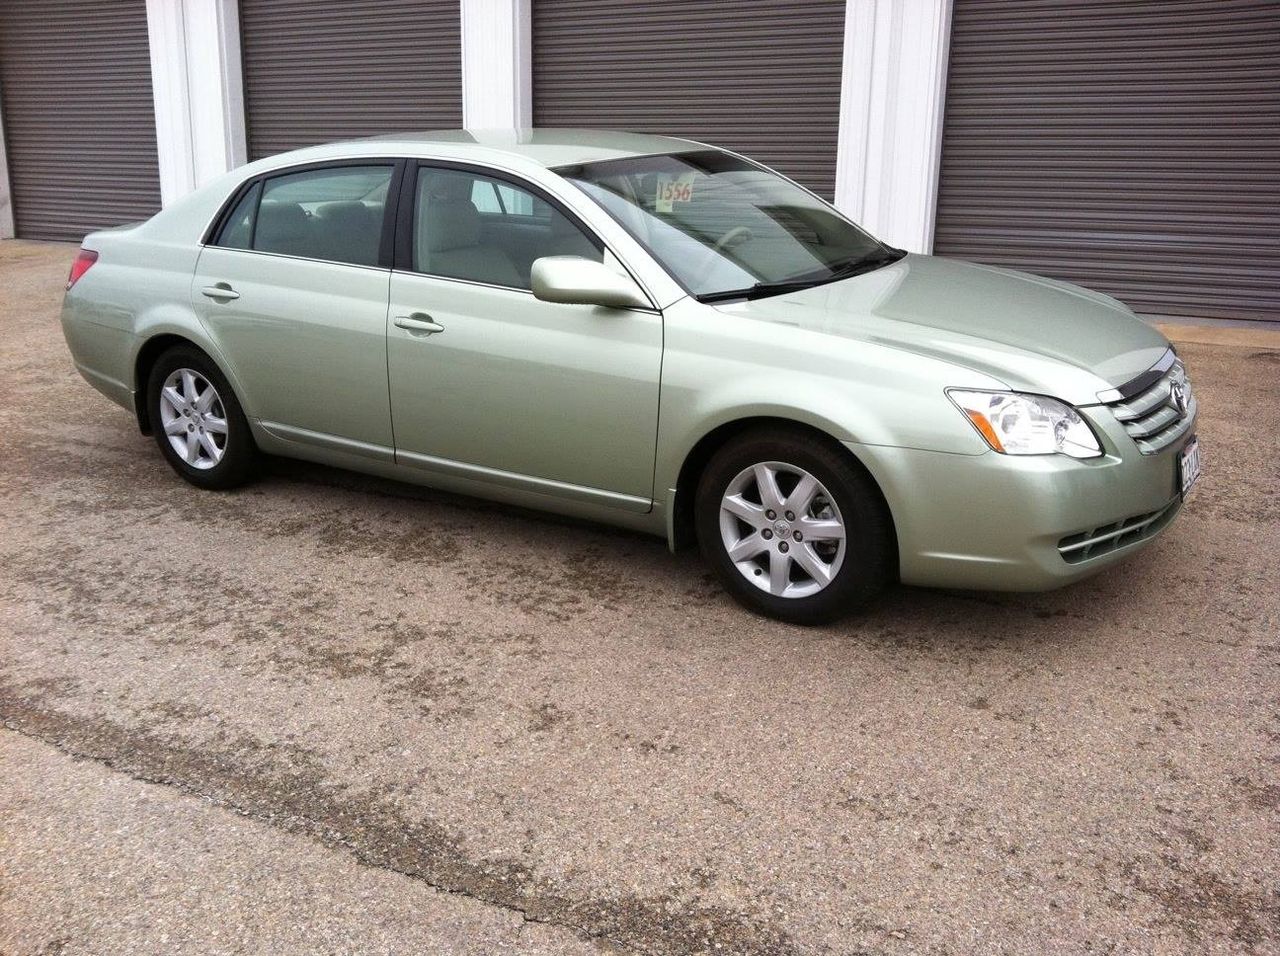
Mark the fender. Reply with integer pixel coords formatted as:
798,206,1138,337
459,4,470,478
653,331,995,504
132,303,255,421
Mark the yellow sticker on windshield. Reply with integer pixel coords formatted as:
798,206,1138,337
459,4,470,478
655,173,696,213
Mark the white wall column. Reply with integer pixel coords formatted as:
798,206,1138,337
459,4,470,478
460,0,532,129
835,0,953,253
146,0,247,206
0,83,14,238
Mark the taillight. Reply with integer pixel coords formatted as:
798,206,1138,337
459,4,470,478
66,248,98,290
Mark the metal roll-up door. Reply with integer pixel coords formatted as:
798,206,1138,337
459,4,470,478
935,0,1280,322
239,0,463,160
0,0,161,242
533,0,845,199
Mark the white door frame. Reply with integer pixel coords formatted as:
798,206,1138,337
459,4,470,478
460,0,532,129
0,81,14,238
146,0,248,206
834,0,953,253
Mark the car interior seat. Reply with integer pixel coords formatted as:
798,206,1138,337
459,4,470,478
254,201,311,259
416,174,523,287
314,201,381,265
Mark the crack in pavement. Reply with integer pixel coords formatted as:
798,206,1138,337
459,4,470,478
0,683,799,956
0,725,591,956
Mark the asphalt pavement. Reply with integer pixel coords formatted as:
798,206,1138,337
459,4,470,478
1,240,1277,955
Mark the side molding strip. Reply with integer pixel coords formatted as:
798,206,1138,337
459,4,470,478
396,448,652,514
258,421,395,463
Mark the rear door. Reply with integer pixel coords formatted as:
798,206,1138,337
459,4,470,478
193,161,401,453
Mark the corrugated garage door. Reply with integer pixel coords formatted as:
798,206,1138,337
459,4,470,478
935,0,1280,321
533,0,844,199
0,0,161,242
239,0,463,160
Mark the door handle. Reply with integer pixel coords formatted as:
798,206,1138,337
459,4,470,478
394,314,444,334
201,284,239,301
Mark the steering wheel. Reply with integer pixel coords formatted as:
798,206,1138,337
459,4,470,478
693,226,754,287
713,226,753,254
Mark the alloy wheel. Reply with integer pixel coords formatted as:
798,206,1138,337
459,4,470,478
718,461,847,598
158,368,228,470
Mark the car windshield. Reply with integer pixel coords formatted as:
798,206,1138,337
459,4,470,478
556,150,899,301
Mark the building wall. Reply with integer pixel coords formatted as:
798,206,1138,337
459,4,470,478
934,0,1280,322
4,0,1272,323
238,0,463,160
1,0,163,241
531,0,846,199
0,0,949,253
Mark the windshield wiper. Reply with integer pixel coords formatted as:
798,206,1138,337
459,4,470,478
694,246,906,304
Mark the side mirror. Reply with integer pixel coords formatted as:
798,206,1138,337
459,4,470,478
530,256,651,310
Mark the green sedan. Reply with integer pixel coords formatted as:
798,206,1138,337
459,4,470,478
60,130,1200,623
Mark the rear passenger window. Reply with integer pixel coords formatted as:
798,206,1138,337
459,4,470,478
217,165,393,267
218,182,261,249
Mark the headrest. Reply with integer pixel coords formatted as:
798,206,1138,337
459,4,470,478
314,201,373,229
423,199,480,252
256,201,307,237
427,174,474,202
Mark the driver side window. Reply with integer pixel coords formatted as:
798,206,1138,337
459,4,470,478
412,167,602,289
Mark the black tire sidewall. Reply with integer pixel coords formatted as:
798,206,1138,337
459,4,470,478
695,428,892,624
146,346,255,490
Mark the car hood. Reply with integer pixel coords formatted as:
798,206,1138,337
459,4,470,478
710,254,1170,406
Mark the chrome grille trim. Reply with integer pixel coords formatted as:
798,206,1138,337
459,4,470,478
1110,382,1176,422
1096,348,1177,404
1122,404,1181,439
1102,357,1195,455
1057,498,1181,564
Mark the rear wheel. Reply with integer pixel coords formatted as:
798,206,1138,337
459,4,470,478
695,427,893,624
146,346,256,489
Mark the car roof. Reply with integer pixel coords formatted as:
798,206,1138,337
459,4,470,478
136,129,719,257
260,129,709,172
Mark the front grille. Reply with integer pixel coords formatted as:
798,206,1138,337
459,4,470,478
1103,357,1196,455
1057,498,1181,564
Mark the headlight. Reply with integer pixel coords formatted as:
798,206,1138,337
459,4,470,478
948,389,1102,458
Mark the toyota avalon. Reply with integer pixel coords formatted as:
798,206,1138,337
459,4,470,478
60,130,1200,623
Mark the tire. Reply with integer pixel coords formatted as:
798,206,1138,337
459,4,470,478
146,345,256,490
694,426,893,624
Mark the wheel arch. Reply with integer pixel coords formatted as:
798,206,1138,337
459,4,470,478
132,332,240,435
666,416,898,577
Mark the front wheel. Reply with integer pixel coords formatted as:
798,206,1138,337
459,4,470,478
695,427,893,624
146,346,256,490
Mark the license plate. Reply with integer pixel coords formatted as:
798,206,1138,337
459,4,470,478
1179,436,1201,498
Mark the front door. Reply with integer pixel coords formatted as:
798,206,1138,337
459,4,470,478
193,162,398,450
386,164,662,508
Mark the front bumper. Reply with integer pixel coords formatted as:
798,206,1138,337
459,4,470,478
847,408,1196,591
